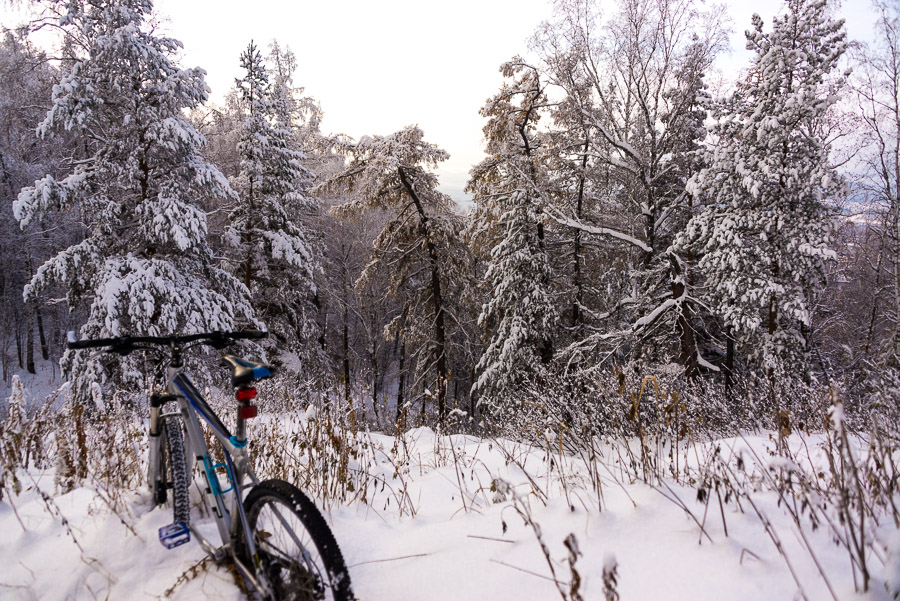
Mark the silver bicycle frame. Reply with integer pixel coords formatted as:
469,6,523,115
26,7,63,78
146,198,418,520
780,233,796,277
150,365,265,580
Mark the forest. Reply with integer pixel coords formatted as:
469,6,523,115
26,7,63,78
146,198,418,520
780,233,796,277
2,0,900,599
2,0,896,428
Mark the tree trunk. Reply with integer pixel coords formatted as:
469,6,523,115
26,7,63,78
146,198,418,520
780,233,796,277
370,310,380,422
396,341,406,429
24,252,49,362
313,291,326,351
244,174,255,291
26,310,35,374
15,311,23,369
342,302,351,406
340,244,352,406
669,254,698,378
724,331,735,403
36,305,49,361
768,260,780,372
397,167,448,424
572,143,589,335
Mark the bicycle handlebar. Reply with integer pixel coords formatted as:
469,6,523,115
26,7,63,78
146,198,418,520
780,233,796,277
67,330,268,355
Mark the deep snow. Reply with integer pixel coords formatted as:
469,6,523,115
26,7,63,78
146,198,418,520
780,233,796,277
1,419,894,601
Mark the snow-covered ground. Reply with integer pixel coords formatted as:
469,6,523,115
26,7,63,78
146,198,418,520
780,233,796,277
0,362,66,414
1,415,895,601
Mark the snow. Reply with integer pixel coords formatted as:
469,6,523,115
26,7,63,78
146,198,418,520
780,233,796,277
1,415,892,601
546,208,653,254
633,298,676,329
696,352,721,373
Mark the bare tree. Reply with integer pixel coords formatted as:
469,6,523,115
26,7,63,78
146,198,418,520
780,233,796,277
532,0,728,376
852,1,900,368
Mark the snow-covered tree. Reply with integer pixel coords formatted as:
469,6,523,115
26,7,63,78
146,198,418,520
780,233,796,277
0,31,68,378
851,1,900,369
532,0,726,376
266,41,324,158
13,0,255,400
676,0,847,372
319,126,467,423
225,41,320,360
467,59,559,411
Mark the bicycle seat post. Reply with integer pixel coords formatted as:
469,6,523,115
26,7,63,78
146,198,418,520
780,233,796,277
234,384,257,445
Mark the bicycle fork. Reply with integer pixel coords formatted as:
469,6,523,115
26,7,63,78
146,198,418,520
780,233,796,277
147,395,162,502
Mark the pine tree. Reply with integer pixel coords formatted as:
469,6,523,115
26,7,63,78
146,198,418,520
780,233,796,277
467,59,559,411
226,41,320,361
677,0,847,372
266,41,324,158
319,126,466,423
13,0,254,400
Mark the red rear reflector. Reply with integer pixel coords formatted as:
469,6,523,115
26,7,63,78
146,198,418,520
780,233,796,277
239,405,258,419
236,388,257,401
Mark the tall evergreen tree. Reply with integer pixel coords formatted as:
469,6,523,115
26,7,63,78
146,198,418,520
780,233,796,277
266,41,324,158
226,41,320,361
467,59,559,411
676,0,847,371
14,0,255,399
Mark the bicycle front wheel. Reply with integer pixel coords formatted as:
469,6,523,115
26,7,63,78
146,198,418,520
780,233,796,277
152,403,190,525
242,479,353,601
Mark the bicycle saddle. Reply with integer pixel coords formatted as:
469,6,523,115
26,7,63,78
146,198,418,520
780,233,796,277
222,355,275,387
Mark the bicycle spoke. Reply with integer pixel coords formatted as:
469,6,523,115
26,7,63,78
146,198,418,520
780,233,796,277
256,509,325,580
244,481,352,600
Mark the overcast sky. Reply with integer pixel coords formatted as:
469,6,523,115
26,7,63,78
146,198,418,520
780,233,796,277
2,0,880,201
152,0,558,200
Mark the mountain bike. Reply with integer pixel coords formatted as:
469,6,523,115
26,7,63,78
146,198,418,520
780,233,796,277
67,330,354,601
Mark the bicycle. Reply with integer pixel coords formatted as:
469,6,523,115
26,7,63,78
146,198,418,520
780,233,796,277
67,330,355,601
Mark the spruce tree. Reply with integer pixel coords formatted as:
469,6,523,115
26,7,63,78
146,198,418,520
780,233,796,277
14,0,254,399
227,41,319,361
467,59,559,411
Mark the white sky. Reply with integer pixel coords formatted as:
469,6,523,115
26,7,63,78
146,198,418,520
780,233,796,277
151,0,558,200
1,0,880,200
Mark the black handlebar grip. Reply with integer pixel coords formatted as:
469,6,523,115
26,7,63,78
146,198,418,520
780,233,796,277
232,330,268,340
67,336,120,350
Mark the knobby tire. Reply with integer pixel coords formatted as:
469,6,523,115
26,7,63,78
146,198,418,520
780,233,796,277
154,403,190,525
242,479,353,601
